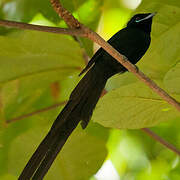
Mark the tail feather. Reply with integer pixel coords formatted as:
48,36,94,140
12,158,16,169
71,63,108,128
19,64,108,179
80,74,107,128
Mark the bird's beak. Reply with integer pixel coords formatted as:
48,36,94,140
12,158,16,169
144,12,157,19
149,12,157,18
138,12,156,22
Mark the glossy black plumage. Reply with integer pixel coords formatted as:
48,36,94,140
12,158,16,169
19,13,155,179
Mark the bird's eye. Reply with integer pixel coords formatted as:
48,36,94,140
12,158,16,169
135,17,141,23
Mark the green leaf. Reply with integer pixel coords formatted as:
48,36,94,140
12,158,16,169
76,0,102,28
0,0,59,23
106,72,138,91
0,30,84,120
164,62,180,94
135,0,180,79
0,0,103,54
5,123,107,180
93,82,180,129
0,174,17,180
0,31,83,82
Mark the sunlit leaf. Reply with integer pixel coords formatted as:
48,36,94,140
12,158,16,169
93,82,180,129
164,62,180,94
136,0,180,79
0,30,84,121
6,123,107,180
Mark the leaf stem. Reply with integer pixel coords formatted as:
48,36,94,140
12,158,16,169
6,101,67,123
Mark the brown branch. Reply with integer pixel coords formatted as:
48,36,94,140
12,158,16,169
6,101,67,124
142,128,180,156
87,32,180,111
49,0,180,113
0,12,179,115
50,0,82,29
0,19,178,113
50,0,90,64
0,19,85,36
0,18,89,65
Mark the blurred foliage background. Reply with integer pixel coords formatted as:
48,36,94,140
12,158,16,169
0,0,179,179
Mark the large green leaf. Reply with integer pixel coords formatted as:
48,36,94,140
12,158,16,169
0,19,108,178
93,82,180,129
164,62,180,94
1,122,107,180
0,1,104,179
0,0,103,54
136,0,180,80
0,31,83,82
105,1,180,90
93,0,180,129
0,30,84,121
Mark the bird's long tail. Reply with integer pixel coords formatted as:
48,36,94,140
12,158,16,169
18,63,109,180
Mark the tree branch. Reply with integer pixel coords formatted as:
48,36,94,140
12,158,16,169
142,128,180,156
50,0,180,157
50,0,90,64
50,0,82,29
0,19,179,115
0,17,180,115
0,19,85,36
0,18,90,66
49,0,180,113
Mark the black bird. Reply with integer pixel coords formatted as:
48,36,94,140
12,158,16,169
19,13,155,179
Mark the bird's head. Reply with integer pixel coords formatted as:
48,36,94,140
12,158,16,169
127,13,156,33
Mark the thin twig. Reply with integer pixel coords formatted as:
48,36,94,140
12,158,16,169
142,128,180,156
0,19,85,36
7,90,106,124
6,101,67,123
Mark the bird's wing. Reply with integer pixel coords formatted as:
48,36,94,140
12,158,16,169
79,48,103,76
79,27,128,76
